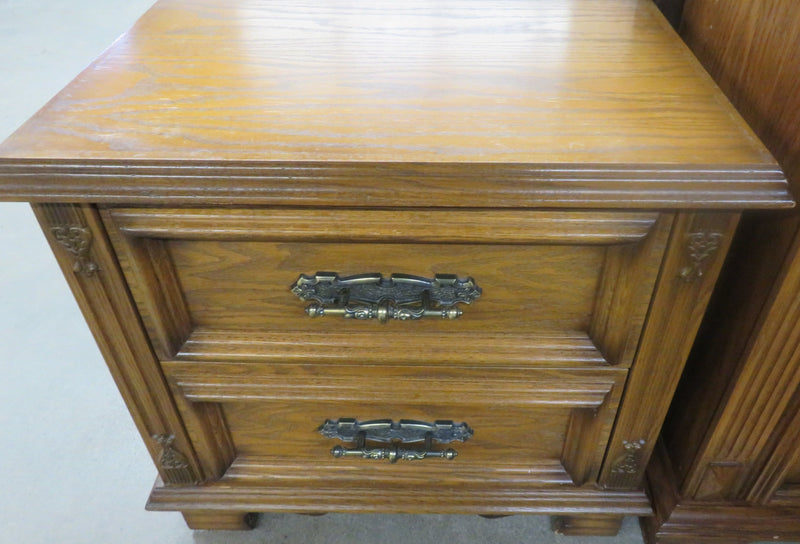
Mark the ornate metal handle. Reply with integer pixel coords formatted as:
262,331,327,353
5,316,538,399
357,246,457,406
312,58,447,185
291,272,481,323
319,418,473,463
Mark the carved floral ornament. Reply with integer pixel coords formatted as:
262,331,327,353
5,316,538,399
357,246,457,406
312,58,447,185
611,439,646,475
679,231,724,282
50,226,99,277
604,438,648,489
153,434,199,485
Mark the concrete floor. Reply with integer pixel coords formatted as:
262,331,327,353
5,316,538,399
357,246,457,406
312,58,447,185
0,1,654,542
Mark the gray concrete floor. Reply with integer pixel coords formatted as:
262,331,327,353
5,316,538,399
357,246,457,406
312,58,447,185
0,1,649,542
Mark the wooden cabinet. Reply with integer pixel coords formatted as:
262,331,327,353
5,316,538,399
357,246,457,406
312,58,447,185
643,0,800,542
0,0,791,536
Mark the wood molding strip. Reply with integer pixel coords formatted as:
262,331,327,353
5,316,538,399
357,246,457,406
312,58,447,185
146,478,653,515
223,456,574,485
162,361,621,407
108,207,659,245
0,160,791,208
177,329,612,368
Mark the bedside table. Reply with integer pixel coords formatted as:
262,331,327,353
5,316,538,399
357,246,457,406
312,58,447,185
0,0,791,536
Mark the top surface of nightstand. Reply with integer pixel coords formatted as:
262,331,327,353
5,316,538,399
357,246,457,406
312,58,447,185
0,0,791,208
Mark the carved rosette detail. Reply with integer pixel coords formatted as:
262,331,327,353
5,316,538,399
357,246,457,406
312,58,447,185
606,439,646,488
679,231,723,282
153,434,199,485
50,226,99,277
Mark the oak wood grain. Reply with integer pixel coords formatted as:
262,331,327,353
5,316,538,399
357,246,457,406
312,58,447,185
222,456,574,487
0,161,790,208
5,0,792,533
30,203,224,481
162,363,622,406
224,400,568,467
149,239,605,333
599,212,739,488
682,0,800,197
147,478,653,516
108,207,661,245
0,0,774,166
663,2,800,500
644,440,800,544
0,0,791,209
103,206,673,368
113,238,192,359
562,407,614,486
177,329,609,368
161,363,624,478
641,0,800,541
590,214,673,367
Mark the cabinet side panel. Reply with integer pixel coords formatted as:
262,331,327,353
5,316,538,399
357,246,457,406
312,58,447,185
32,203,205,482
599,212,739,488
33,202,232,482
661,0,800,500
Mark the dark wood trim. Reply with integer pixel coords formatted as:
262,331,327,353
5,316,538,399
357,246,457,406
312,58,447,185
644,440,800,543
651,0,685,30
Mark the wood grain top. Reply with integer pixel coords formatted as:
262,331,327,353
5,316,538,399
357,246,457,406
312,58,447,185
0,0,791,207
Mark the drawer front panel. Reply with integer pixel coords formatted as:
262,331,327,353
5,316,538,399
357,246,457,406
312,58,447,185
163,362,627,488
103,207,672,368
167,239,602,333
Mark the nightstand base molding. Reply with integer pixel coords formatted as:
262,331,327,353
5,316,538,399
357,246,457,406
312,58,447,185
147,479,652,517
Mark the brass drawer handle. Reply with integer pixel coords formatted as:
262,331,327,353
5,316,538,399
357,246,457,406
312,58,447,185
291,272,481,323
319,418,473,462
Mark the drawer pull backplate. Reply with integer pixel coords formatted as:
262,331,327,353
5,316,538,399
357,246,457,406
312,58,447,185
319,418,473,462
291,272,481,323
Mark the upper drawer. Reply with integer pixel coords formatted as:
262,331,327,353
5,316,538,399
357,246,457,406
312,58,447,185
101,207,672,368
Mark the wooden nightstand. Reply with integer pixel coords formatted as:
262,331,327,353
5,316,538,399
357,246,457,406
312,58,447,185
0,0,791,536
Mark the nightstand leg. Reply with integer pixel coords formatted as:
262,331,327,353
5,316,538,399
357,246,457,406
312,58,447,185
551,514,623,536
182,511,258,530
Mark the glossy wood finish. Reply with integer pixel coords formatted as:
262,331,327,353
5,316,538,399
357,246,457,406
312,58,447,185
107,208,662,245
645,0,800,542
0,161,789,208
102,202,737,524
163,364,625,487
0,0,790,209
0,0,776,166
102,207,671,368
600,212,739,489
218,383,616,484
0,0,791,536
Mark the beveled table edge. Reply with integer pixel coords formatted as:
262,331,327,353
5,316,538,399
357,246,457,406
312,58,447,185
0,158,792,209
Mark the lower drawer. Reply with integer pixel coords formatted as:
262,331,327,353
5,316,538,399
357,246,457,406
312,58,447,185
163,362,627,490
